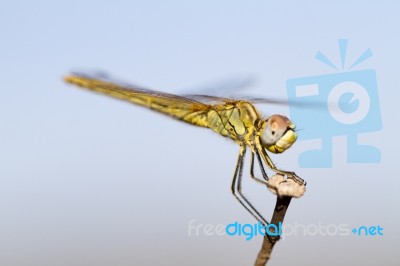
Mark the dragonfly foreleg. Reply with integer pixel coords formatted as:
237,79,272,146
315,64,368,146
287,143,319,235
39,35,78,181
231,145,269,226
255,137,306,185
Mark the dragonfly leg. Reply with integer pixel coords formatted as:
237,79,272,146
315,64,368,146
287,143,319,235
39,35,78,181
255,137,306,185
249,152,269,185
231,145,269,226
256,151,269,181
264,154,305,185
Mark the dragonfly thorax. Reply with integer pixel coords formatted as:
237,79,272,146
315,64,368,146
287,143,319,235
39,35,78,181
260,114,297,154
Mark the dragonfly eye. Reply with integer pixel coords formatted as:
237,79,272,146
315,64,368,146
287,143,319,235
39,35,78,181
260,115,297,154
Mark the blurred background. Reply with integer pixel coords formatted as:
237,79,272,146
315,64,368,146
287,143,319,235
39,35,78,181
1,1,399,265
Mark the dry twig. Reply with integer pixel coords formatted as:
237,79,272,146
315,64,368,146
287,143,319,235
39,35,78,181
254,175,306,266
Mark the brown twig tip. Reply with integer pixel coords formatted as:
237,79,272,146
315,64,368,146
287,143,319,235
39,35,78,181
266,174,306,198
255,175,306,266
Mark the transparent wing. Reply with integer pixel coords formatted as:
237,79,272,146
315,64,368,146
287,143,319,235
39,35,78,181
182,94,325,109
180,75,325,109
239,96,326,109
182,94,232,103
180,75,255,97
64,73,212,127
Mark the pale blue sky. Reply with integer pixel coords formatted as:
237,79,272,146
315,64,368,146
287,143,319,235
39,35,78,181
0,1,399,265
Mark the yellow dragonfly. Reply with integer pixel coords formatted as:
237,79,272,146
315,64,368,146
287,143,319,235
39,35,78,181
64,73,305,226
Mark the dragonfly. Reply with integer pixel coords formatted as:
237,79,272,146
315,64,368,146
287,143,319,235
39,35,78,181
64,73,306,226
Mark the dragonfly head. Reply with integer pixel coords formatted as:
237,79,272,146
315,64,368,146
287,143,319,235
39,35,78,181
260,114,297,154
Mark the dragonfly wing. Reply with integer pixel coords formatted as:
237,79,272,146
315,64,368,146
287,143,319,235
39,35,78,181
64,73,211,128
180,75,255,97
182,94,232,103
248,97,326,109
183,94,324,109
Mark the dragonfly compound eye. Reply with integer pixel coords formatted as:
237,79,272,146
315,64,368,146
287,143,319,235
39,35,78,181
261,115,298,154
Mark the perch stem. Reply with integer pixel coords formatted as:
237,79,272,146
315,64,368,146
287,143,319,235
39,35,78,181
254,195,292,266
